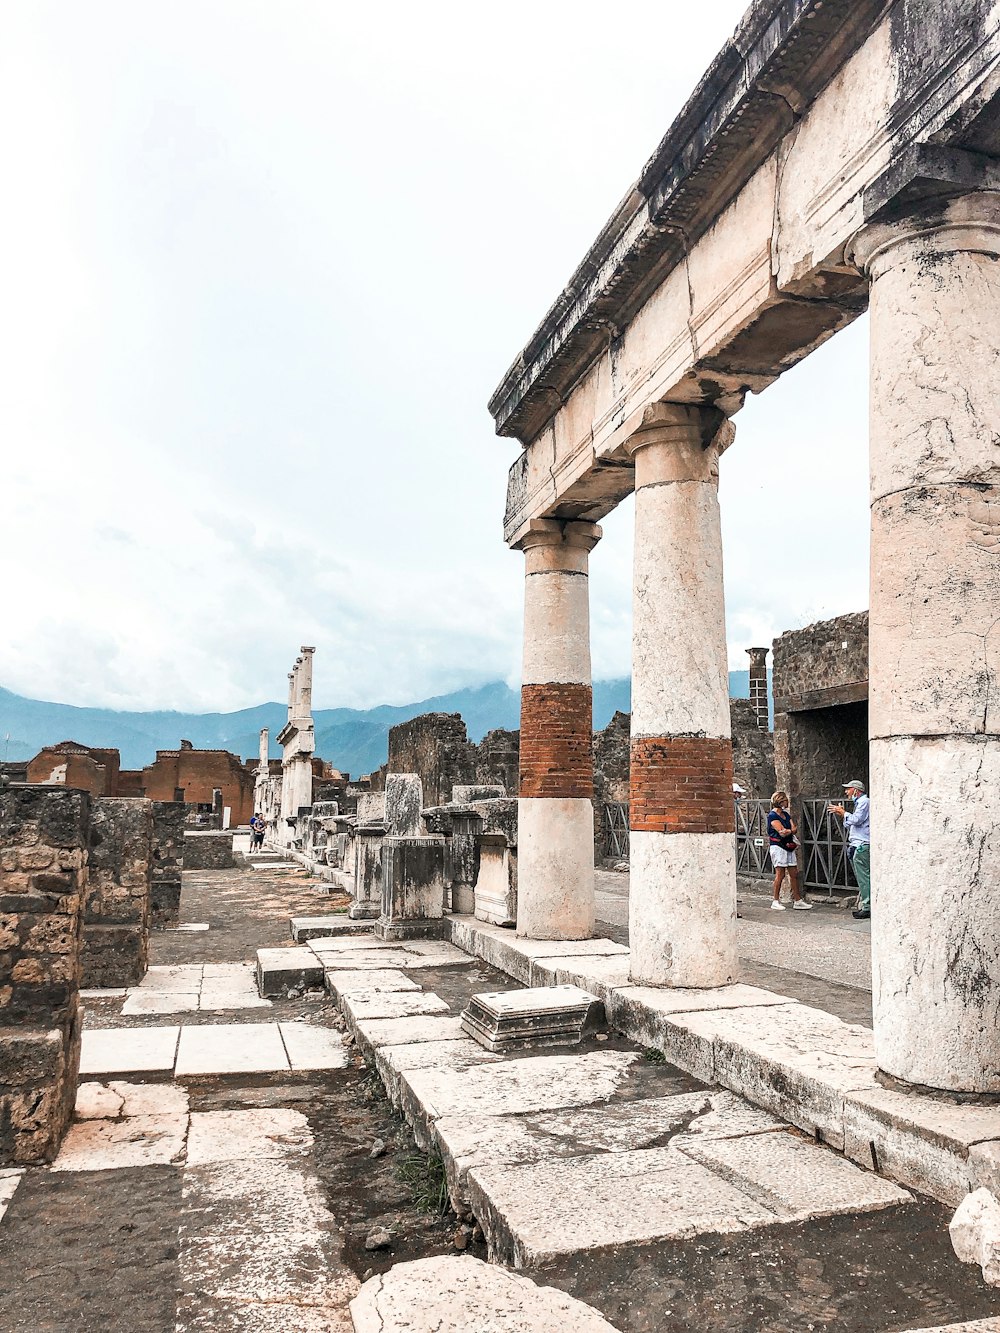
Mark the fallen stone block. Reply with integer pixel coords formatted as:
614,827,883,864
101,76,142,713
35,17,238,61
951,1188,1000,1286
461,985,603,1053
255,947,326,998
349,1254,618,1332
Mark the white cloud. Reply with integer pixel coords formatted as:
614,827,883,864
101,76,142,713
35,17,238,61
1,1,870,711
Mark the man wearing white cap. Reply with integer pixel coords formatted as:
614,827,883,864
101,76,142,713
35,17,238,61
829,781,870,920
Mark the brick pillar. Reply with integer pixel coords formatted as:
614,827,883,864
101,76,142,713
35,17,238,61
0,785,88,1164
746,647,769,732
513,518,601,940
625,403,738,988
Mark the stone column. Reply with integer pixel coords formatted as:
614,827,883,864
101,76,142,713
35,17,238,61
513,519,601,940
625,403,738,988
746,647,770,732
849,191,1000,1092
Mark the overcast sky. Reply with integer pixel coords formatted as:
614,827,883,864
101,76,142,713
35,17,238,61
1,1,870,714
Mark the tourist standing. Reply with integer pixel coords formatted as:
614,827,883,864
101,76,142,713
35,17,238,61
829,780,870,920
767,791,812,912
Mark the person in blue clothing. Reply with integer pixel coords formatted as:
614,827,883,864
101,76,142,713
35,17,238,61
767,791,812,912
829,779,871,920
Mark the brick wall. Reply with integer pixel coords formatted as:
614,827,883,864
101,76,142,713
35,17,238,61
142,748,255,826
630,736,735,835
0,785,88,1164
81,798,152,987
519,683,593,800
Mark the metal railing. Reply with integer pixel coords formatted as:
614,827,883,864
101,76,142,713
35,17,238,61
735,797,855,898
603,802,629,860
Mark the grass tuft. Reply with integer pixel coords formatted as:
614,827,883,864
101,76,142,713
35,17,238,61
396,1151,450,1215
642,1046,667,1064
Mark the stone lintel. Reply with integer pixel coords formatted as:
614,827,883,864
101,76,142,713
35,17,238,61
773,680,869,713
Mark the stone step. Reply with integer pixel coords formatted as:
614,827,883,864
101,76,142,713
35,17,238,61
350,1254,617,1332
341,990,452,1056
467,1131,910,1267
461,984,603,1053
289,915,373,943
255,946,326,998
324,968,421,1004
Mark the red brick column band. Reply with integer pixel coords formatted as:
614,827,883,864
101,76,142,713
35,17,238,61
519,683,593,800
630,736,735,834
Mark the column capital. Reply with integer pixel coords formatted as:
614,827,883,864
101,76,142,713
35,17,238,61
847,190,1000,278
511,518,602,557
624,401,735,485
746,646,769,668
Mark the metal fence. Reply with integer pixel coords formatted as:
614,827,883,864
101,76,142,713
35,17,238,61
603,803,629,860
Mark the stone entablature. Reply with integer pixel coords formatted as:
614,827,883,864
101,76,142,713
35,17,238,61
772,611,869,713
0,785,88,1164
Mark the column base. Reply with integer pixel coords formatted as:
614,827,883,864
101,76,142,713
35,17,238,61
515,797,594,940
628,830,738,987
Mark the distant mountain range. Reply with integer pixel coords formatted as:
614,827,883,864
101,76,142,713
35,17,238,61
0,672,752,778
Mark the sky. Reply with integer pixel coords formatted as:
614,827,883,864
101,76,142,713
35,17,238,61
0,1,870,714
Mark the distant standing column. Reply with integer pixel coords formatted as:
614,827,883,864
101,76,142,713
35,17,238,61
849,191,1000,1091
514,519,601,940
626,403,738,988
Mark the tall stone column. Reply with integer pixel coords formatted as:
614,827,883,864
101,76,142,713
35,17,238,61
849,191,1000,1092
746,646,770,732
626,403,738,988
514,518,601,940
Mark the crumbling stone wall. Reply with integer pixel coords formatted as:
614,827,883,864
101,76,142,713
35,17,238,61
81,798,152,988
475,729,519,796
387,714,476,808
593,711,630,860
730,699,777,798
150,801,184,927
0,785,88,1165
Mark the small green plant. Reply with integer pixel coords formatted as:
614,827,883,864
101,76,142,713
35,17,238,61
396,1151,449,1215
642,1046,667,1064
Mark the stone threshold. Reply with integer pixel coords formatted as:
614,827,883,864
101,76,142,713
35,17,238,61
444,915,1000,1209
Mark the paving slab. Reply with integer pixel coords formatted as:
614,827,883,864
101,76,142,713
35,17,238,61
122,990,200,1016
185,1109,313,1165
135,965,205,992
324,969,421,1001
660,1002,879,1149
681,1127,910,1220
80,987,128,999
530,953,632,1000
350,1254,618,1332
256,946,326,997
175,1023,290,1076
290,914,371,942
199,985,273,1012
343,990,450,1027
80,1025,181,1076
320,949,427,972
435,1089,784,1209
843,1085,1000,1206
308,935,401,955
278,1022,349,1071
454,923,629,986
608,983,793,1046
900,1323,1000,1332
374,1039,502,1109
467,1145,777,1266
352,1015,467,1061
52,1113,189,1170
399,1050,639,1152
0,1171,23,1225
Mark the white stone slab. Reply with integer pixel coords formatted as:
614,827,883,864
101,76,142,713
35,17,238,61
468,1146,777,1266
111,1081,190,1117
436,1090,784,1208
530,954,632,999
607,984,796,1063
175,1024,290,1076
354,1015,467,1061
325,969,420,1000
136,965,205,992
681,1128,910,1220
80,988,129,999
343,991,450,1024
471,930,630,986
843,1085,1000,1206
350,1254,618,1332
278,1022,348,1071
167,922,210,931
897,1323,1000,1332
374,1039,501,1108
202,963,255,979
122,990,200,1015
400,1051,639,1152
53,1114,189,1170
76,1082,127,1119
186,1109,312,1165
80,1025,180,1075
199,986,273,1012
308,935,398,955
321,950,424,972
0,1171,23,1224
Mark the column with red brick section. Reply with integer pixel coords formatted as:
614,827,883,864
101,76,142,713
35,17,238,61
514,519,601,940
625,403,738,987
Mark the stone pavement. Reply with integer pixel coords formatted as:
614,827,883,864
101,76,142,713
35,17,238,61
2,865,1000,1331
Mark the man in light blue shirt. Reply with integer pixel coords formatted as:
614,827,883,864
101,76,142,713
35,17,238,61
829,780,871,919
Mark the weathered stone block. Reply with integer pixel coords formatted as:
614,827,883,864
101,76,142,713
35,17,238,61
384,774,423,837
80,924,147,989
375,836,447,941
150,801,184,927
182,831,235,870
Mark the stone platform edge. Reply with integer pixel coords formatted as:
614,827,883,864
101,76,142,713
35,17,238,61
443,915,1000,1210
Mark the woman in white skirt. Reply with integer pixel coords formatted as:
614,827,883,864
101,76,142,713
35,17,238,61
766,791,812,912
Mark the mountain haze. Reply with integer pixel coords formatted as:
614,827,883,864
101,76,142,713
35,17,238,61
0,673,752,778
